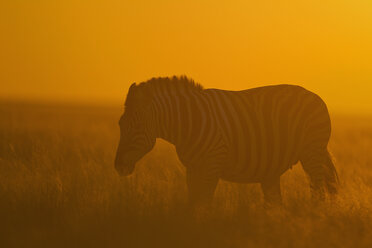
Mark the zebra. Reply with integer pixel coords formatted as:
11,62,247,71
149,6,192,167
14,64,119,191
115,76,338,206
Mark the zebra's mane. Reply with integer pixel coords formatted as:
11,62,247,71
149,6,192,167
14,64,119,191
125,76,203,107
140,76,203,91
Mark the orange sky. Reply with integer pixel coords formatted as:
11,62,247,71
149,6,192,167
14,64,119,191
1,0,371,113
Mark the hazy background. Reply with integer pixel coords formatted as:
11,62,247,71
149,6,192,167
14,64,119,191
1,0,371,113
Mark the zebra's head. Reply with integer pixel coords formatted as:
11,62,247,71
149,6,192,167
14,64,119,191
115,83,156,176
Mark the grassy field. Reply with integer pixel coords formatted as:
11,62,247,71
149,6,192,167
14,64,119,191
1,101,372,248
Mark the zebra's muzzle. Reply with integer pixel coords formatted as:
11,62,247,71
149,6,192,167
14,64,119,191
115,162,135,176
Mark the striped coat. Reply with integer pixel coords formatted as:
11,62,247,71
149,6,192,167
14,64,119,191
115,76,338,206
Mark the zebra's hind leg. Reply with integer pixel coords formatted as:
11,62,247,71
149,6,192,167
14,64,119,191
261,176,282,206
300,148,339,201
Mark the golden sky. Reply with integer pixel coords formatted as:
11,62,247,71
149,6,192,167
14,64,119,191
1,0,371,113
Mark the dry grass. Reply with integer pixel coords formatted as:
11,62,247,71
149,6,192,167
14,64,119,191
1,101,372,248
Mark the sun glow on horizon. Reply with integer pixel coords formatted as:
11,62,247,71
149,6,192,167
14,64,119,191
1,0,371,113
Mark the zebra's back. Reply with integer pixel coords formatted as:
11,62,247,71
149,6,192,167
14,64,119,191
204,84,331,183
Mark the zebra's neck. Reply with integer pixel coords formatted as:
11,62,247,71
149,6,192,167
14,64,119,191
151,89,207,147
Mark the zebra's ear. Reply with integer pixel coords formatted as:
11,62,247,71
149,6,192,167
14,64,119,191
125,82,138,107
129,82,137,92
127,82,141,100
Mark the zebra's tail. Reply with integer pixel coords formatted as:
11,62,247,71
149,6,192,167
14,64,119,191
324,149,339,195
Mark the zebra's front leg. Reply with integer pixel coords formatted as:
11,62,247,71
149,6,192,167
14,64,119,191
261,176,282,206
186,169,219,214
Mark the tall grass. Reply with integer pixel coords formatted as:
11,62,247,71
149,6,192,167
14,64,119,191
0,102,372,247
